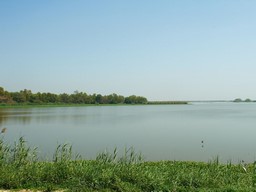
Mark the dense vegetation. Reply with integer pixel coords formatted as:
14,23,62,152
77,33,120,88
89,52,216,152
148,101,188,105
234,98,255,102
0,87,147,105
0,135,256,192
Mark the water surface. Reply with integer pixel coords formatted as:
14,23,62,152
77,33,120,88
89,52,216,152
1,103,256,163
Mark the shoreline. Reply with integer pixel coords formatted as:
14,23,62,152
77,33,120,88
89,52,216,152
0,102,188,108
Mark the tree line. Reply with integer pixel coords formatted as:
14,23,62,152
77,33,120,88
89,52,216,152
0,87,148,105
233,98,255,102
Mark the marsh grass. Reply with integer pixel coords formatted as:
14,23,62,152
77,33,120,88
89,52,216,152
96,147,144,164
1,137,256,191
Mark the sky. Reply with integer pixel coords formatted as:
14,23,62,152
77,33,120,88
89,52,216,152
1,0,256,101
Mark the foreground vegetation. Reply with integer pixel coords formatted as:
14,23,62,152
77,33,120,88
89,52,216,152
1,136,256,191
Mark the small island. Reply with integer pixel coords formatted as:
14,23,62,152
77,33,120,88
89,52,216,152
233,98,255,102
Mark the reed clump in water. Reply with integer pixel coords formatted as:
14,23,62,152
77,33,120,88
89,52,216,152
0,136,256,191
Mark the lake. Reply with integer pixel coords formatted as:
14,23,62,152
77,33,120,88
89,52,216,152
1,102,256,163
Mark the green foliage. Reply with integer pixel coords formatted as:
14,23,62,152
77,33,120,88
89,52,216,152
148,101,188,105
234,98,253,102
0,87,148,105
0,87,13,103
245,98,252,102
0,137,256,191
96,147,144,165
0,87,4,95
124,95,147,104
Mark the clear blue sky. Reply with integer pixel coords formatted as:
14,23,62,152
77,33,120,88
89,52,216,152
1,0,256,100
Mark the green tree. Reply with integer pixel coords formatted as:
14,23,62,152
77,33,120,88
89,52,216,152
0,86,148,105
19,89,32,103
0,87,12,103
0,87,4,96
245,98,251,102
95,94,103,104
125,95,147,104
11,92,26,103
136,96,148,104
234,98,242,102
70,91,87,104
59,93,71,103
117,95,125,104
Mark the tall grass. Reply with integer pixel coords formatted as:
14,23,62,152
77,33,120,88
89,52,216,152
0,136,256,191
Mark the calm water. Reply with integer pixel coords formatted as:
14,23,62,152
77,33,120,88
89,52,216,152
1,103,256,163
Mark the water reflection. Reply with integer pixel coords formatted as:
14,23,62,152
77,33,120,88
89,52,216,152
0,110,7,125
0,108,32,125
0,104,256,163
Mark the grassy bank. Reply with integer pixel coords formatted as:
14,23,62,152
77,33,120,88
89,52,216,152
0,137,255,192
148,101,188,105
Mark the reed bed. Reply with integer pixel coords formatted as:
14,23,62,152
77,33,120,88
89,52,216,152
0,136,256,191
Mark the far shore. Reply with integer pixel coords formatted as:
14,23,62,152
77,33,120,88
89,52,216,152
0,102,188,108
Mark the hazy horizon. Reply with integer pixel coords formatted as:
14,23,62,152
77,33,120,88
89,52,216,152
1,1,256,101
